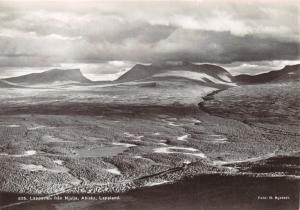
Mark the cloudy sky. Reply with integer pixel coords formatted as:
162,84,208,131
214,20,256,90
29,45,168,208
0,0,299,80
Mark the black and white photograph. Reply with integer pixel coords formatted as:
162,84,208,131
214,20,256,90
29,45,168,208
0,0,299,209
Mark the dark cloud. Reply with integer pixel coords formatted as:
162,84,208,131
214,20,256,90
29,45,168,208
0,0,299,68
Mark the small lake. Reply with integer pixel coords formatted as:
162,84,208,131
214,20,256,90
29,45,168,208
75,146,126,157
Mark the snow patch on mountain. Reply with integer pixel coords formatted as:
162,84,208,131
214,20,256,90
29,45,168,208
153,71,236,86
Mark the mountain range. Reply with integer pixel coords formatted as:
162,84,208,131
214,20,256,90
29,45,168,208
1,63,299,88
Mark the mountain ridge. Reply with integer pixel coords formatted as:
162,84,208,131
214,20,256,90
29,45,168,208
2,63,298,88
234,64,300,84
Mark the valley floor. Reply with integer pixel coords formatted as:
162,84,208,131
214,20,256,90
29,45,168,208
0,82,299,209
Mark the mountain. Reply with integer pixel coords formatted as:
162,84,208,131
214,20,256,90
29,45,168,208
4,69,91,85
234,64,300,84
116,62,236,87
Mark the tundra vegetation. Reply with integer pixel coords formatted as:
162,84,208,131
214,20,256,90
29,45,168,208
0,65,299,197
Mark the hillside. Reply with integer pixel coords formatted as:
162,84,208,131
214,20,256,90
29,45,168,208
4,69,91,85
234,64,300,84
